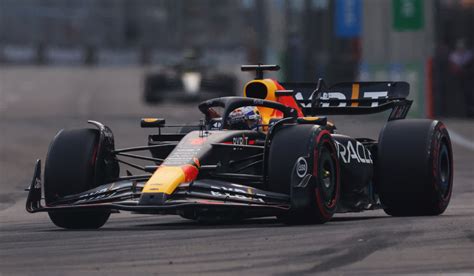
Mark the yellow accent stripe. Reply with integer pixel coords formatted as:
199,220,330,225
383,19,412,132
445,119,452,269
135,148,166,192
302,116,320,121
351,83,360,107
142,166,185,195
143,118,159,123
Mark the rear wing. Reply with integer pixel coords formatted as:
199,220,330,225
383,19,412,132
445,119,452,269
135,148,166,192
281,80,412,120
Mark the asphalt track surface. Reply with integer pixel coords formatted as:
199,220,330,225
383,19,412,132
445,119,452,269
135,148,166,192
1,68,473,275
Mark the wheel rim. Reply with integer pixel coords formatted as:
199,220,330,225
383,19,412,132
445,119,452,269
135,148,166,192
438,142,451,197
319,147,336,207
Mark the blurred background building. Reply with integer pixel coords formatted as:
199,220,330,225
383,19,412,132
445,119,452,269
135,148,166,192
0,0,473,117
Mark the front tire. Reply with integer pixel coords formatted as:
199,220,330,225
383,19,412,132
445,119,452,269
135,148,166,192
376,120,453,216
44,128,110,229
267,125,340,224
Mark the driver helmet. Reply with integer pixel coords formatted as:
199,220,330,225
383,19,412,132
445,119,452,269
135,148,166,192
227,106,261,130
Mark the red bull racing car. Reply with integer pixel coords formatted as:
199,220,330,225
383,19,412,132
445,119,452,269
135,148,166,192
26,65,453,229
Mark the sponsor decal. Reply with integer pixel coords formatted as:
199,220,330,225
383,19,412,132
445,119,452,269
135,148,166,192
211,121,222,129
190,137,206,145
335,140,373,164
321,92,347,107
296,157,308,178
362,91,389,107
232,136,249,145
79,187,109,199
295,92,312,108
210,185,265,203
164,147,201,166
76,187,117,203
295,91,388,107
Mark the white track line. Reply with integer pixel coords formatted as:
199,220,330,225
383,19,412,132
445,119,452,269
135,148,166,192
448,128,474,151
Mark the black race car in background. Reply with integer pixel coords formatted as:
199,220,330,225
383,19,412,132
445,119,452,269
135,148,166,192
26,65,453,229
143,48,237,103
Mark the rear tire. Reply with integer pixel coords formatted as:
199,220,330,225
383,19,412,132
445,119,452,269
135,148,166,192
376,119,453,216
44,128,110,229
267,125,340,224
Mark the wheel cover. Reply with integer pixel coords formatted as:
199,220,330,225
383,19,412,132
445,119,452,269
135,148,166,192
438,142,451,197
318,147,337,208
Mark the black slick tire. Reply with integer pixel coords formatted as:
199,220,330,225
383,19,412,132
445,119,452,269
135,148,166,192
376,119,453,216
267,125,340,224
44,128,110,229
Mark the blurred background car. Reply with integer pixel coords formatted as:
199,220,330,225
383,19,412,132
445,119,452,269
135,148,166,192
142,47,237,103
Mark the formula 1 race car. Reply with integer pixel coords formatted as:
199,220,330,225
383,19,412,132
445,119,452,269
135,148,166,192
26,65,453,229
143,49,237,103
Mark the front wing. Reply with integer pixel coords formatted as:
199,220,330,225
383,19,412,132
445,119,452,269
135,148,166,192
26,160,290,217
